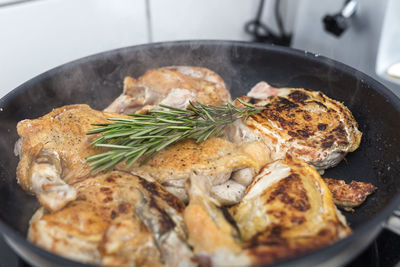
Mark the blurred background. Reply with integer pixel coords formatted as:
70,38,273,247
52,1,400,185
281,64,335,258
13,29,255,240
1,1,400,267
0,0,399,98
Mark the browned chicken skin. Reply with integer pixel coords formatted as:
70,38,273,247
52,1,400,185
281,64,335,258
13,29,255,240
15,104,270,211
184,172,250,266
15,68,372,267
230,155,351,265
129,137,270,204
28,171,192,266
183,156,353,266
232,82,362,172
104,66,231,114
323,178,376,212
15,104,130,211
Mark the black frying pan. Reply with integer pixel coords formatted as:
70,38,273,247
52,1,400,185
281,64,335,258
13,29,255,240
0,41,399,267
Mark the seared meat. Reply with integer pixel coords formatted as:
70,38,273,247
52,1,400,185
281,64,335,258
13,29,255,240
102,216,164,267
324,178,376,212
15,68,369,267
29,205,113,265
16,104,269,209
233,82,362,171
15,104,130,211
104,66,231,114
28,171,193,266
184,156,352,266
184,172,250,266
229,155,351,265
128,137,270,204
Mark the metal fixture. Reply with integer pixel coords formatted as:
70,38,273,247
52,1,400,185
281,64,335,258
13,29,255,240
323,0,358,37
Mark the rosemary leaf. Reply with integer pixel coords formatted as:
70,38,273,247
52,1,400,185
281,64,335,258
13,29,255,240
87,100,262,173
93,144,130,149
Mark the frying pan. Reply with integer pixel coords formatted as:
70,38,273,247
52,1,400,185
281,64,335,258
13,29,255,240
0,40,399,267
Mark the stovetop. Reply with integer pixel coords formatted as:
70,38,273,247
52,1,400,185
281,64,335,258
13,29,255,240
1,229,399,267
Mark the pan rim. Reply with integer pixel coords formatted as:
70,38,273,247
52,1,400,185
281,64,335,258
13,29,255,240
1,39,399,266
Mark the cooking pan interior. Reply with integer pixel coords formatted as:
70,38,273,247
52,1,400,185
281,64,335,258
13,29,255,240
0,41,400,264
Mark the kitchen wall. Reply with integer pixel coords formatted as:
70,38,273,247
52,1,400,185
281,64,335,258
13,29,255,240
0,0,263,97
0,0,148,96
150,0,255,42
0,0,300,97
2,0,397,98
149,0,297,43
291,0,400,96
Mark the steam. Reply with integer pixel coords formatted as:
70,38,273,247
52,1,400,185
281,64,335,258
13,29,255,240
33,41,251,111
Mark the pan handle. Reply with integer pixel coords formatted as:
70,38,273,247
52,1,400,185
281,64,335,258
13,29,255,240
384,208,400,235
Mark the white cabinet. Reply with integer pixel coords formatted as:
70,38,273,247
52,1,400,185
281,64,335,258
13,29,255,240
0,0,271,97
150,0,257,42
0,0,148,96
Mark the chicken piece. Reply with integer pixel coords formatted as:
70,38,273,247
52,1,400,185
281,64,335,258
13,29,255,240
28,171,193,266
128,137,270,204
323,178,376,212
210,180,247,206
102,215,164,267
233,82,362,171
104,66,231,114
15,104,269,210
229,155,351,265
184,172,250,266
15,104,130,211
28,206,108,264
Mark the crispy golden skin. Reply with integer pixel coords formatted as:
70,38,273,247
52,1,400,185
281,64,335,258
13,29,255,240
28,171,190,266
184,173,239,253
105,66,231,114
241,82,362,171
15,104,270,209
129,138,270,205
15,104,129,211
323,178,376,212
183,173,250,266
129,138,266,184
230,155,351,265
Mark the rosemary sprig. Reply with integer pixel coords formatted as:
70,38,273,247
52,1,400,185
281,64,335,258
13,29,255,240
86,99,262,173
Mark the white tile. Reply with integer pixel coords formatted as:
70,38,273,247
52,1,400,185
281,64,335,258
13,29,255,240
0,0,148,97
0,0,20,5
376,0,400,83
150,0,258,42
291,0,387,76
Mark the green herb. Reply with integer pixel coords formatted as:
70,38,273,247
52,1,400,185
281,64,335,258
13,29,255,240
86,99,262,173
